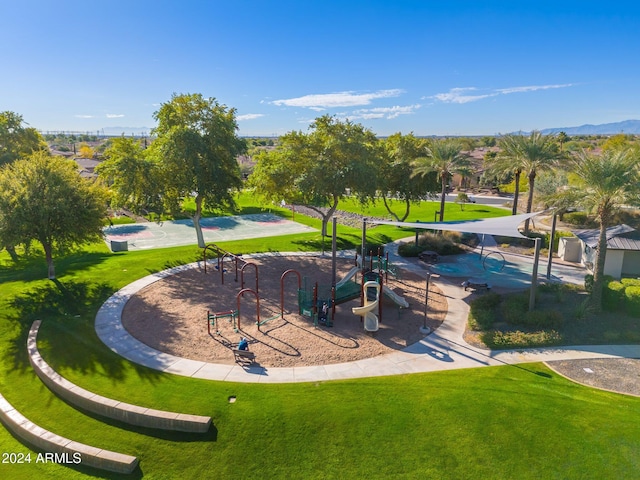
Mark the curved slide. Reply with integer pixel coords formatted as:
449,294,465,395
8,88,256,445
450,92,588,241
352,281,381,332
382,286,409,308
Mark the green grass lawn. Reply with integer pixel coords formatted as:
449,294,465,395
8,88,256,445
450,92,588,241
1,206,639,479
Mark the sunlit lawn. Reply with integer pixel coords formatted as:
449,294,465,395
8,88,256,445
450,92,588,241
1,205,638,479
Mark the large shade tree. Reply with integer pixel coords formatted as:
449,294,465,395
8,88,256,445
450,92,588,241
551,147,640,310
0,111,48,165
249,115,380,238
411,138,471,222
96,137,164,217
149,93,246,247
379,133,437,222
0,152,108,279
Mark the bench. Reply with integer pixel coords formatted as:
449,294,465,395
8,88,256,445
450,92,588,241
233,349,256,363
462,280,491,292
418,250,439,264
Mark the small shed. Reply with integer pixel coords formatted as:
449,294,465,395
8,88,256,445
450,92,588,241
573,224,640,279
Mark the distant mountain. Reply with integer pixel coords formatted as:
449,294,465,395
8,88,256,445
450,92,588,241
540,120,640,135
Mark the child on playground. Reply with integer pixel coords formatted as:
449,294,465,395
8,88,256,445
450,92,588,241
237,337,249,351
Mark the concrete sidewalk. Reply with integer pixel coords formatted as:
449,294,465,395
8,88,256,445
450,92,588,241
95,248,640,383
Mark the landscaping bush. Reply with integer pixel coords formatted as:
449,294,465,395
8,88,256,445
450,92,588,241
520,309,564,329
468,292,501,330
501,294,529,324
603,281,626,311
563,211,591,226
481,329,563,349
625,286,640,317
397,232,464,257
621,278,640,287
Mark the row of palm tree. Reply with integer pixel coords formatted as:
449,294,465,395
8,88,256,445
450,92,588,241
409,132,640,311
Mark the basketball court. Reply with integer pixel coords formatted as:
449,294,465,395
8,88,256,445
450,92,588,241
104,213,316,250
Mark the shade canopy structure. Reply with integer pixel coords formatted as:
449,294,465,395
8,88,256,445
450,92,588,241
367,211,544,239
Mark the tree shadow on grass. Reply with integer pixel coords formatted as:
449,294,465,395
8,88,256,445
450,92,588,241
5,279,164,384
0,251,113,283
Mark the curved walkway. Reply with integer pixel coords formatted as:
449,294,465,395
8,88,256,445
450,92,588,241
95,246,640,384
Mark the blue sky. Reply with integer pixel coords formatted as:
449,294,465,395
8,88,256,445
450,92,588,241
2,1,640,136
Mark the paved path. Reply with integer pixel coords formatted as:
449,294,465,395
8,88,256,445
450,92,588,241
95,242,640,383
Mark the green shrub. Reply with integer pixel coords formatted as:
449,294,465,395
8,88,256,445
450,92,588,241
480,329,562,348
520,309,564,329
468,292,502,330
625,286,640,317
621,278,640,287
398,232,464,257
397,242,423,257
584,274,593,293
563,212,590,226
603,281,626,311
501,294,529,324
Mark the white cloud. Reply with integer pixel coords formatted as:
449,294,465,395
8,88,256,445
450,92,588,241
431,87,497,104
351,104,421,120
237,113,265,121
496,83,574,94
432,84,575,104
106,114,125,118
272,89,404,110
75,114,94,118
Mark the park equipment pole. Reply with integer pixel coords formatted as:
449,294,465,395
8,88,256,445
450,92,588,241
546,212,557,279
332,216,337,288
361,218,367,266
529,238,541,311
420,273,432,334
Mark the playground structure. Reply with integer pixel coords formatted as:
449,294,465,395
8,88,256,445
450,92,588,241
352,281,382,332
297,249,409,329
203,244,302,336
203,225,411,338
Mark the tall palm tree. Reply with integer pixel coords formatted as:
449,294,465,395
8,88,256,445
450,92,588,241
552,147,640,311
489,132,564,231
517,131,564,232
412,138,471,222
487,134,525,216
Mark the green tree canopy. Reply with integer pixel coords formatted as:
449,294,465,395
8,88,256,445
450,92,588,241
97,137,163,216
379,133,436,221
548,147,640,310
0,151,108,279
249,115,380,237
0,111,48,165
149,93,246,247
412,138,471,222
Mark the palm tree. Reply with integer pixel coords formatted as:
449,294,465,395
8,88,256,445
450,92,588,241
552,147,640,311
412,138,471,222
490,132,564,232
487,134,525,216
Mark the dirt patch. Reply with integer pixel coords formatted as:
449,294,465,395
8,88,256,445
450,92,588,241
122,255,446,367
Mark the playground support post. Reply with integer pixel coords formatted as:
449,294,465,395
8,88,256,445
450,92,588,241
361,218,367,266
237,288,260,331
421,274,432,334
546,212,557,279
529,238,541,311
241,262,259,295
280,269,301,317
331,216,337,288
